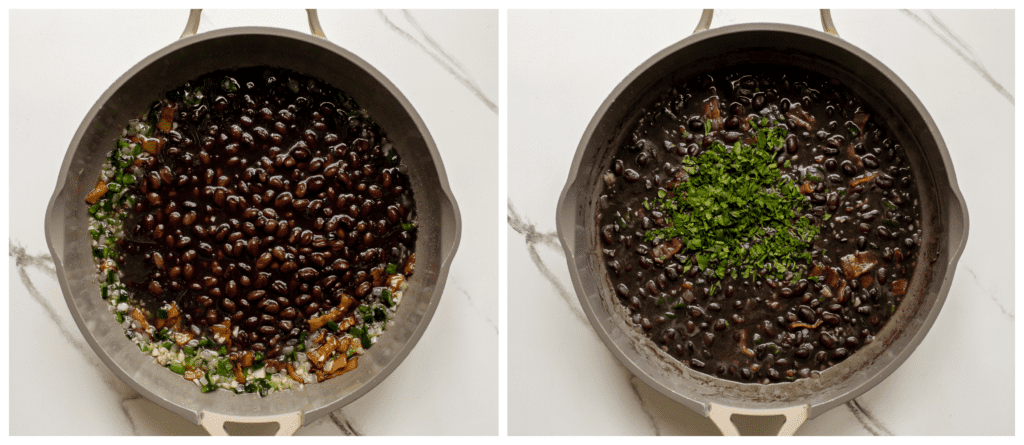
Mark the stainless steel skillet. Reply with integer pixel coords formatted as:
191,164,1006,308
44,10,461,435
556,10,968,435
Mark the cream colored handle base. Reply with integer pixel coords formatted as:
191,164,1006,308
707,404,808,436
200,411,304,436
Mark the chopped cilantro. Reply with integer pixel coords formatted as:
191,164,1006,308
644,122,818,290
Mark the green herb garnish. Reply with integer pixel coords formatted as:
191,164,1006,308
644,122,818,287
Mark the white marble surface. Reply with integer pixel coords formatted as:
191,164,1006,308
9,9,497,435
508,9,1013,435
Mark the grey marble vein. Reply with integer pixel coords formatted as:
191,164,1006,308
10,240,56,277
507,202,587,325
377,10,498,114
328,412,361,435
121,394,144,435
845,399,893,436
449,279,498,334
963,267,1013,319
901,9,1014,105
10,239,142,405
627,375,664,435
11,241,93,356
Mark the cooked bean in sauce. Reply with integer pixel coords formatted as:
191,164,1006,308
598,66,920,383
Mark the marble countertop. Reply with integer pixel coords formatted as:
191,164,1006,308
9,9,496,435
508,9,1013,435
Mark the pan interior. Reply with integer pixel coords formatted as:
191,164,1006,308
46,28,459,424
567,25,961,417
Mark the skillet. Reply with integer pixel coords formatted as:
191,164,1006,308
44,10,461,435
555,10,968,435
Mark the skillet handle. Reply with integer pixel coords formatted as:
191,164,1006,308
706,403,809,436
180,9,327,40
199,411,304,436
693,9,840,37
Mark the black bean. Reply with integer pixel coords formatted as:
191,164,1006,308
861,154,879,169
840,160,857,176
876,226,894,240
623,169,640,182
798,306,816,323
776,135,796,154
687,117,704,132
819,332,836,349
